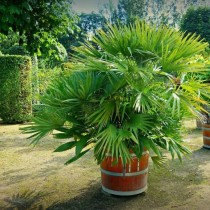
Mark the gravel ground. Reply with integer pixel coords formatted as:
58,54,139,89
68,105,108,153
0,120,210,210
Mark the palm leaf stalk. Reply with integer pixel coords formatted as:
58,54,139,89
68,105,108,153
22,21,210,166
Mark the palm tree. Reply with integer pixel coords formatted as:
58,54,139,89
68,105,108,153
22,21,210,166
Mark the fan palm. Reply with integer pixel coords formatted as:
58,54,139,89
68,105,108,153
22,21,210,165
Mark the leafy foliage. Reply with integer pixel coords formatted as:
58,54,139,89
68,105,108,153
34,66,66,103
101,0,144,24
0,29,21,52
3,45,29,56
0,55,32,123
59,12,106,55
22,21,210,165
114,0,144,24
78,13,107,33
189,54,210,82
101,0,210,27
0,0,76,55
180,7,210,43
38,43,68,68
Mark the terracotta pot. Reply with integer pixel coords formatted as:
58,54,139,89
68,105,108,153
202,124,210,149
100,151,149,196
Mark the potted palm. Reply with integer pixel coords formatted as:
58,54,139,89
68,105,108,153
22,21,210,196
192,56,210,147
202,105,210,149
192,55,210,130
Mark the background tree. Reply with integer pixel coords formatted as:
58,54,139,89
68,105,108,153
99,0,117,23
59,12,106,55
79,12,106,34
143,0,210,27
0,0,77,105
116,0,144,24
100,0,144,24
180,6,210,82
180,7,210,43
0,29,20,53
0,0,76,56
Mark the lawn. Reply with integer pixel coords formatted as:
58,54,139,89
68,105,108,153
0,120,210,210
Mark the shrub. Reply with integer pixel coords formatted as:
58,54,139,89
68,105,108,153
61,62,74,73
38,43,68,69
3,45,29,56
34,67,64,101
0,55,32,123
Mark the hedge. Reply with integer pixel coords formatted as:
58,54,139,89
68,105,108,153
3,45,29,56
0,55,32,123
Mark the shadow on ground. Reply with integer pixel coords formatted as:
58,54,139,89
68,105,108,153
1,123,209,210
45,154,206,210
2,190,47,210
2,147,209,210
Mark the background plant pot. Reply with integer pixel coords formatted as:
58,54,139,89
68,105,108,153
202,124,210,149
100,151,149,196
196,119,203,129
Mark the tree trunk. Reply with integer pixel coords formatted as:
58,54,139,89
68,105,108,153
31,55,40,104
19,30,24,46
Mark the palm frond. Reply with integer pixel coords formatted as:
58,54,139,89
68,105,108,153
22,20,209,166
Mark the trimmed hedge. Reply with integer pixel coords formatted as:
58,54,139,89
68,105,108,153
3,45,29,56
0,55,32,123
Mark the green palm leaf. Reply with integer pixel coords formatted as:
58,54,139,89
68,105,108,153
23,20,210,166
